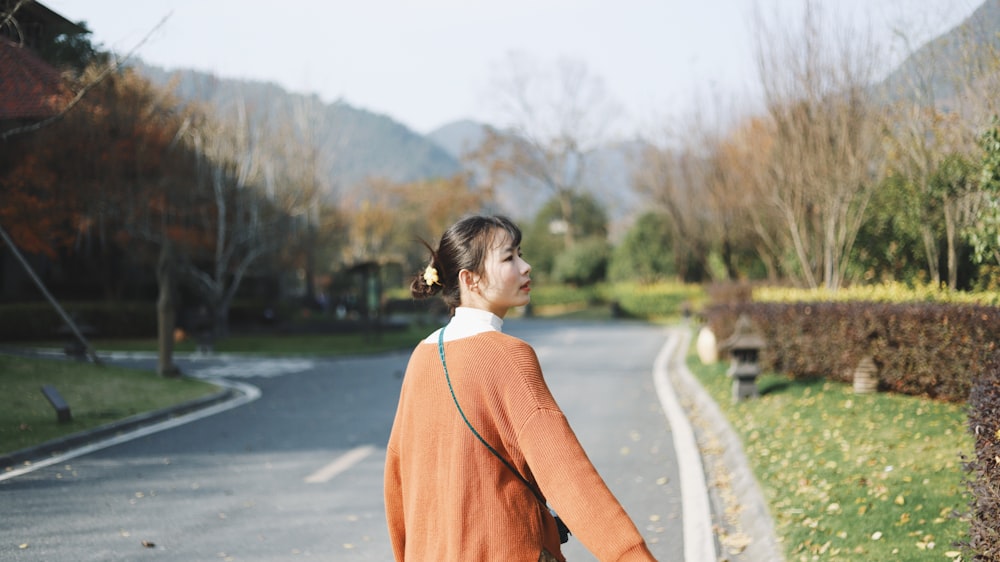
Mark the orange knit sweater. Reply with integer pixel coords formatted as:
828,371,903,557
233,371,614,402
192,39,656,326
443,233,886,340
384,330,656,561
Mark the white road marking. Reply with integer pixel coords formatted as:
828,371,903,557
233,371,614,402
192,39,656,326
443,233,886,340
190,359,315,379
304,445,377,484
653,329,718,562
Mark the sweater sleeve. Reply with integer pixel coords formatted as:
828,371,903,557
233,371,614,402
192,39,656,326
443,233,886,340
518,408,657,562
384,443,406,560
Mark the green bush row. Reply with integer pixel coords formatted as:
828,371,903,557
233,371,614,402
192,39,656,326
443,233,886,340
526,282,706,320
0,301,276,341
529,284,600,307
704,301,1000,402
604,283,705,320
0,302,157,341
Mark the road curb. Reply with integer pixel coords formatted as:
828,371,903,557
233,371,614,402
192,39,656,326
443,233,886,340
1,383,237,472
666,326,784,562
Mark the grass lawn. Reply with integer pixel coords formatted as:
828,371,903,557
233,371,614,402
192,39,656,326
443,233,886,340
685,335,972,561
0,355,219,458
3,323,434,460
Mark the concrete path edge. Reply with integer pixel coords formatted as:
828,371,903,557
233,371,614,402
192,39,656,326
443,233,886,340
665,326,785,562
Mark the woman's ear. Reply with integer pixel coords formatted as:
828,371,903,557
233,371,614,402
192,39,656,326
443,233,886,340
458,269,479,292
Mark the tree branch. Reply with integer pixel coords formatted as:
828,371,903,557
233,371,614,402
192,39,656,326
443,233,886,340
1,12,172,142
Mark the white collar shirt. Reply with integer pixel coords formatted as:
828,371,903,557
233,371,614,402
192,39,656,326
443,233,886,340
423,306,503,343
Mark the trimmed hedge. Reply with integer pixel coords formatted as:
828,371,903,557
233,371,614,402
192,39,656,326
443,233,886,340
0,300,277,341
704,301,1000,402
0,301,157,341
606,282,704,320
530,284,600,307
526,282,706,320
965,350,1000,560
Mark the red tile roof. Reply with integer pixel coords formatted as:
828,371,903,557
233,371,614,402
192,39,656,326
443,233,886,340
0,37,67,120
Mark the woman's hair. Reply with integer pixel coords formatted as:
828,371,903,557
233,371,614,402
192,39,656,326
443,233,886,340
410,215,522,310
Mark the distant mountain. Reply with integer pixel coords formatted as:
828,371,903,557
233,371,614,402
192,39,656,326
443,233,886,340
133,62,643,232
428,119,646,233
877,0,1000,107
427,119,488,160
135,63,461,193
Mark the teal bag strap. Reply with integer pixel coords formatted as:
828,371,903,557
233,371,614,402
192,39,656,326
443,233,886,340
438,327,547,505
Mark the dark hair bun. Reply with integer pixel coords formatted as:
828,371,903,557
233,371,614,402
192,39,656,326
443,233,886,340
410,252,443,300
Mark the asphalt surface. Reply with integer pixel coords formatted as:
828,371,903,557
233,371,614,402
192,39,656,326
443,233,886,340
1,320,781,562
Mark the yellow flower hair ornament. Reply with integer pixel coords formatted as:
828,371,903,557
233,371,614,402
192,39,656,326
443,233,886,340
423,265,440,286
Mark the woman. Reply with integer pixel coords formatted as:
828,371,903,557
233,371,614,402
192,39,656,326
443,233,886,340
384,215,656,561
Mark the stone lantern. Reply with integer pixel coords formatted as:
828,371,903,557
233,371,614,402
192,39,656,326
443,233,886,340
720,314,766,402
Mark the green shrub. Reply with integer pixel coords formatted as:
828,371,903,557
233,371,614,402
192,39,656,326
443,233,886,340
524,193,610,280
551,237,610,285
608,211,674,283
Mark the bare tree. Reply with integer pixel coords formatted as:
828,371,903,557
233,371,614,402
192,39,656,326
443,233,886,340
722,116,787,282
271,96,333,305
172,99,293,338
753,1,883,289
472,53,620,247
631,142,711,282
342,178,399,267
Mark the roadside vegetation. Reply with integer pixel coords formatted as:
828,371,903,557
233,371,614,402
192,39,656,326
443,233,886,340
686,347,970,562
3,1,999,555
0,355,217,458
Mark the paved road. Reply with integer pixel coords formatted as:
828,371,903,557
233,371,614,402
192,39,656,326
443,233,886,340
1,319,684,561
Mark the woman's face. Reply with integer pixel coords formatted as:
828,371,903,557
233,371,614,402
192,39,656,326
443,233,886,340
468,230,532,318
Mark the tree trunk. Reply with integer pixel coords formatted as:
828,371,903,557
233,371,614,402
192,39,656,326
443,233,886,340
919,226,941,286
943,198,958,290
156,241,181,377
558,189,575,248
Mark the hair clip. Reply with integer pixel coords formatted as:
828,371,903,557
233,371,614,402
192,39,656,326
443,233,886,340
423,265,440,286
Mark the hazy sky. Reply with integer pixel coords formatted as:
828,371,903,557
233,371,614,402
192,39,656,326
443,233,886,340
48,0,983,136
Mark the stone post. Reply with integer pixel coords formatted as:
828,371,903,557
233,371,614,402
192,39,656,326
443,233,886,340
720,314,766,403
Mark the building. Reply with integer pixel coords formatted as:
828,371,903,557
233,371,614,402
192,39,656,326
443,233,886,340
0,0,86,130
